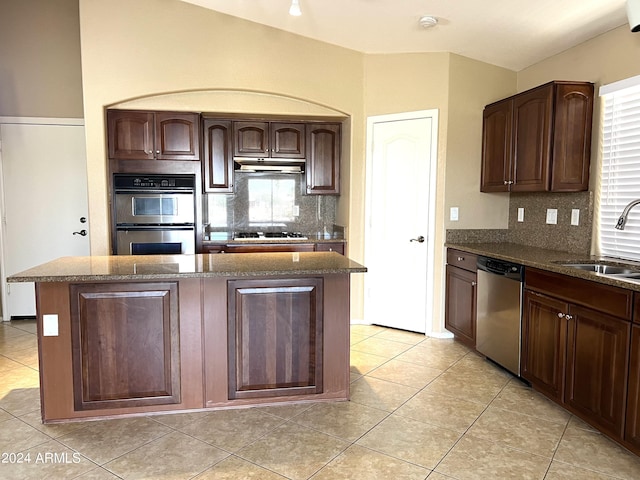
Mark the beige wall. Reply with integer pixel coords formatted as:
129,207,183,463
362,53,515,332
0,0,83,118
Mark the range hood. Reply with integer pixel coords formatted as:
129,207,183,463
234,157,305,174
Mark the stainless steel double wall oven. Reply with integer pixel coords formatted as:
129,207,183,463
113,174,196,255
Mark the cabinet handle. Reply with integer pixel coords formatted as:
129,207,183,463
557,312,565,318
457,256,464,261
156,150,160,154
565,314,573,320
471,281,477,286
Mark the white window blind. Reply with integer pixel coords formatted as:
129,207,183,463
599,80,640,261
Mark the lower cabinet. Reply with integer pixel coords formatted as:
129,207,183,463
522,268,634,446
521,290,568,403
444,249,477,347
565,304,630,438
626,326,640,449
69,282,181,410
227,278,324,399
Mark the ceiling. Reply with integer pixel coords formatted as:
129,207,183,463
180,0,629,71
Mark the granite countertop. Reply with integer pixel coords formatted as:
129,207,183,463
446,242,640,292
7,252,367,283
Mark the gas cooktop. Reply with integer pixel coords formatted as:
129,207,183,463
233,231,308,240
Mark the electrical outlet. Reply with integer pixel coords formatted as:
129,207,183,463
293,205,300,216
450,207,459,221
571,209,580,226
43,314,59,336
546,208,558,225
517,208,525,222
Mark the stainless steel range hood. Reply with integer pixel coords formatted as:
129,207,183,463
234,157,305,173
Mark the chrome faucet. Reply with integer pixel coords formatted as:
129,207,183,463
615,199,640,230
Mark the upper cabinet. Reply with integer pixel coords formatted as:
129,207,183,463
233,121,306,159
203,119,233,193
108,110,200,161
481,81,594,193
306,123,341,195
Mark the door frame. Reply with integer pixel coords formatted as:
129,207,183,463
0,116,85,321
363,110,439,334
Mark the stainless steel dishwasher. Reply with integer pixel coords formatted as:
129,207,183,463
476,256,524,376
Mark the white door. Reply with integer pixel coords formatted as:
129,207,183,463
0,119,90,319
364,111,438,333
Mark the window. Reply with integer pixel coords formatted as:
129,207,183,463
598,76,640,261
248,178,296,224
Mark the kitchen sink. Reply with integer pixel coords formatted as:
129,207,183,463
561,263,638,275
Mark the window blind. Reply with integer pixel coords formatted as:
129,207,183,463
599,82,640,261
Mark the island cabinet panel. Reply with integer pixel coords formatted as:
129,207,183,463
227,278,324,399
521,290,568,403
69,282,181,410
565,305,630,439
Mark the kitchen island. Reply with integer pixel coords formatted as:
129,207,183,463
7,252,366,423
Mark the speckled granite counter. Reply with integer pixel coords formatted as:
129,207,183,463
446,242,640,292
7,252,366,283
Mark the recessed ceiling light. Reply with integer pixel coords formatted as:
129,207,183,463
419,16,438,29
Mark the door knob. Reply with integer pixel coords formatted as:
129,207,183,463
410,236,425,243
73,230,88,236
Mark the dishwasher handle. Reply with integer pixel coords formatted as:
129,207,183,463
477,256,523,280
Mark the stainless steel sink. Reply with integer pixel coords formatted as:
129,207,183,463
561,263,638,275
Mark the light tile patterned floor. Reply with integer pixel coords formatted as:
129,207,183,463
2,319,640,479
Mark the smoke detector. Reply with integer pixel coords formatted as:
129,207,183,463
419,16,438,29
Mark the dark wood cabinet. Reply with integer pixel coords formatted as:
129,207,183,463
315,242,345,255
203,119,233,193
521,290,568,402
565,304,630,438
306,123,340,195
227,278,323,399
523,268,634,445
626,325,640,449
69,282,181,410
444,249,477,347
107,110,200,161
481,81,593,192
233,121,305,159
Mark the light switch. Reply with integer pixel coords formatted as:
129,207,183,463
293,205,300,216
43,314,59,336
571,209,580,226
517,208,525,222
546,209,558,225
450,207,459,221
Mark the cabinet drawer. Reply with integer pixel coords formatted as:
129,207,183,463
526,268,633,321
447,249,478,272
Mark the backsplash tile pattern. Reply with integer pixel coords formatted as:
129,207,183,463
204,172,337,236
447,191,593,255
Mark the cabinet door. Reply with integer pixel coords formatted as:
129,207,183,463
69,282,181,410
107,110,154,160
203,119,233,193
444,265,477,347
550,83,594,192
480,100,512,192
155,112,200,160
271,123,305,158
306,124,340,195
521,290,568,402
315,242,345,255
228,278,323,399
511,84,553,192
234,121,269,157
626,325,640,449
565,305,630,439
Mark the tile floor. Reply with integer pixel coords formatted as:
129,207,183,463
2,320,640,479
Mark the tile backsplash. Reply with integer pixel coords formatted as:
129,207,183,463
203,172,337,236
447,191,593,255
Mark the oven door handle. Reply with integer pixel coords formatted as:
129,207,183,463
116,225,195,231
114,189,194,195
